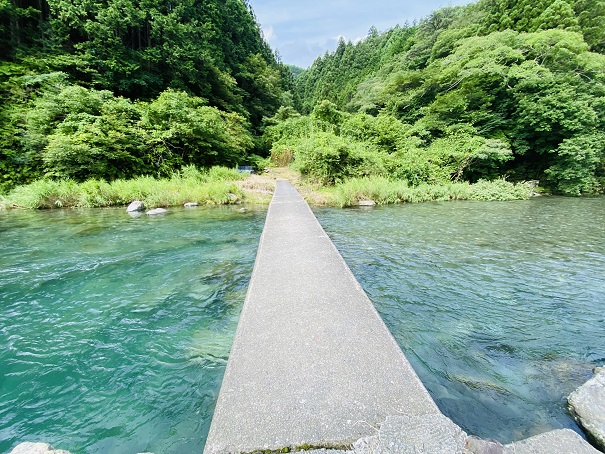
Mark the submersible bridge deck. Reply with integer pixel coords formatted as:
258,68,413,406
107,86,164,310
203,180,598,454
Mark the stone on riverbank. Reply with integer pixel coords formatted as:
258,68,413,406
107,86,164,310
9,442,71,454
568,366,605,450
126,200,146,212
464,435,504,453
184,202,198,208
504,429,599,453
146,208,168,215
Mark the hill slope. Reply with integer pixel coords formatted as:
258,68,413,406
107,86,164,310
285,0,605,195
0,0,293,189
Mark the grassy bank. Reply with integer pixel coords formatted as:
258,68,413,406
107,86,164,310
0,166,245,210
0,166,536,210
323,177,535,207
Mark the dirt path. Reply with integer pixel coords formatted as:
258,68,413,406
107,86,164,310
237,167,331,205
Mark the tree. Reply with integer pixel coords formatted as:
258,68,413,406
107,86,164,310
138,89,252,172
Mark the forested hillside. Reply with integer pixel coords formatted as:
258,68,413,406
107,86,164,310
0,0,293,190
277,0,605,195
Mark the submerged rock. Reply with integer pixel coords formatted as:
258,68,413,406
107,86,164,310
126,200,146,212
184,202,198,208
9,442,71,454
568,366,605,450
146,208,168,215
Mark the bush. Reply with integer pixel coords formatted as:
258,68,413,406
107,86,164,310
544,133,605,195
326,177,531,207
247,154,272,172
20,85,254,182
469,179,533,201
291,132,362,184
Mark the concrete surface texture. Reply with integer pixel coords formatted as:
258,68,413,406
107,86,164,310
204,180,441,453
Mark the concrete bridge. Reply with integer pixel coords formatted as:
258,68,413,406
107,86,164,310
204,180,598,454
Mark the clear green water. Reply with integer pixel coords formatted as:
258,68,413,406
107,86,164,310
3,198,604,451
0,206,266,454
315,197,605,443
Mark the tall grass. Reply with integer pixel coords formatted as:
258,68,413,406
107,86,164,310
0,166,245,209
325,177,533,207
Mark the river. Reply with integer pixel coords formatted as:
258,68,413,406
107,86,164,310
314,196,605,443
1,197,604,452
0,206,265,454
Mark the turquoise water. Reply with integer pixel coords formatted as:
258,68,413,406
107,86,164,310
0,206,265,454
315,197,605,443
3,198,604,451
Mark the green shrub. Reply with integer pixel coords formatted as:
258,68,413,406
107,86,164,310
469,179,533,201
291,132,359,184
2,166,244,209
246,154,272,172
327,177,531,207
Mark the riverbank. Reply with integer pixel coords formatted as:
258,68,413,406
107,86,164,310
0,166,246,210
0,166,535,210
241,168,535,207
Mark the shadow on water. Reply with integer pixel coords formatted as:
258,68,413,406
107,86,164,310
315,196,605,444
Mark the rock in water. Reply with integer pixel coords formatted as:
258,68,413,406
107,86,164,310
126,200,146,212
9,442,71,454
184,202,198,208
568,366,605,450
146,208,168,215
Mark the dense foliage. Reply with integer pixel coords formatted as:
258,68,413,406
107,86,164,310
287,0,605,195
0,0,293,191
3,0,604,199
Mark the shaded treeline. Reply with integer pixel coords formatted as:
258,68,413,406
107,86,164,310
0,0,294,190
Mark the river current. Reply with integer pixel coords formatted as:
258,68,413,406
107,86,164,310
0,206,265,453
314,196,605,443
1,197,604,452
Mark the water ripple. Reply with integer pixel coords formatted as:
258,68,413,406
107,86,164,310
0,206,265,453
315,197,605,443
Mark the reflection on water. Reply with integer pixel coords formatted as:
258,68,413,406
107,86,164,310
315,196,605,443
0,206,265,453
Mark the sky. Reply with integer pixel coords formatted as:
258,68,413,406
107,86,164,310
247,0,474,68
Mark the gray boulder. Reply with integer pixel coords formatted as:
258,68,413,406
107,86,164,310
126,200,146,212
464,436,504,454
146,208,168,215
504,429,600,454
568,366,605,450
9,442,71,454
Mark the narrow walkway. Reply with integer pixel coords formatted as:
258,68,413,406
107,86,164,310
204,180,440,453
204,180,599,454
